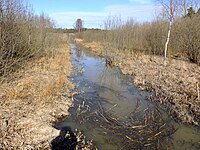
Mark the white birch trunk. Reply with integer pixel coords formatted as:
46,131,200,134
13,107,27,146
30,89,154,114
164,20,172,66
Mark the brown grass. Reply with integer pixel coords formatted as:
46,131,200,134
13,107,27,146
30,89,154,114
0,41,74,149
75,38,103,55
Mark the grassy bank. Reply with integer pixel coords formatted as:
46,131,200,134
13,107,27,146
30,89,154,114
0,37,74,149
75,38,200,125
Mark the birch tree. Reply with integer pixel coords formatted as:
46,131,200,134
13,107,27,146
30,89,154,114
161,0,200,65
161,0,178,66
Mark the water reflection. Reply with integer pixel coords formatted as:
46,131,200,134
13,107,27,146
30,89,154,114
55,44,200,150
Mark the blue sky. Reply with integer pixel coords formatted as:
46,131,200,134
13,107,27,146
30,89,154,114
28,0,161,28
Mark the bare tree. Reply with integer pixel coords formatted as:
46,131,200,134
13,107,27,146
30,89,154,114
160,0,178,66
161,0,200,65
0,0,57,82
75,18,83,33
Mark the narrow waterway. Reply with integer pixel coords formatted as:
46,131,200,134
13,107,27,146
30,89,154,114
55,44,200,150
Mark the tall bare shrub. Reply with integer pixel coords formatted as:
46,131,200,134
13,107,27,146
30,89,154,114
172,13,200,63
0,0,57,82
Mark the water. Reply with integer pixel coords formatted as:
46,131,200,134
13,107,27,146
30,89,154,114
55,44,200,149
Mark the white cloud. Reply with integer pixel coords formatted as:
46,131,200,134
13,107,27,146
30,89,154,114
50,4,161,28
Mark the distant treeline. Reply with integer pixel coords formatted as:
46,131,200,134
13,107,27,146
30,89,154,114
0,0,64,81
55,28,101,34
80,8,200,65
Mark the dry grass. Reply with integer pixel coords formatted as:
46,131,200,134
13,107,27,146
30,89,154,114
76,39,200,125
75,38,103,55
0,42,74,149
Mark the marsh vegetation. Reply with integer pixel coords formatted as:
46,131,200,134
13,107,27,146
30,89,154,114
1,0,200,149
0,0,74,149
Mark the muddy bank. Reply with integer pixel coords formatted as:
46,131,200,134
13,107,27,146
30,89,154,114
75,39,200,125
0,44,74,149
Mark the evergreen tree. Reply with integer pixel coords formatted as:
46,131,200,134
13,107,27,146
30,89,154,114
186,7,196,18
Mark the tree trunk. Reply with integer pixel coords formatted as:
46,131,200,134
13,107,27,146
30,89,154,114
164,20,172,66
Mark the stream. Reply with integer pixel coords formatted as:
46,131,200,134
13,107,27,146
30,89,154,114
54,44,200,150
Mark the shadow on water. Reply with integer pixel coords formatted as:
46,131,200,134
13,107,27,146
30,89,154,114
51,127,77,150
52,44,200,150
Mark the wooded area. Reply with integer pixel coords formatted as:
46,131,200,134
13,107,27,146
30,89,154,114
0,0,62,82
80,0,200,65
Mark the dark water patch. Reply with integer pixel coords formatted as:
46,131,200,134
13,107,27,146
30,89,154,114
51,126,77,150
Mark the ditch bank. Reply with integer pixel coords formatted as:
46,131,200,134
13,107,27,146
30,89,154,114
75,38,200,126
0,44,74,149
